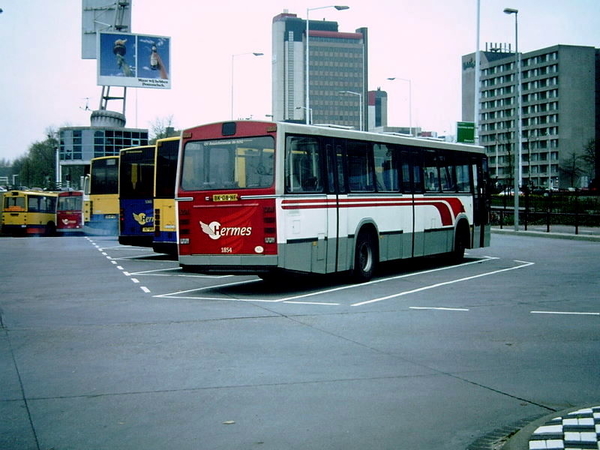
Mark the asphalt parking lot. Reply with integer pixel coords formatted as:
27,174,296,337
1,233,599,449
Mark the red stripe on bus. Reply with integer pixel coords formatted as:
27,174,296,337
281,197,465,226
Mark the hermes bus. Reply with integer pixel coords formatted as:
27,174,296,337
2,190,58,236
119,145,155,246
176,121,490,282
87,156,119,235
153,136,180,254
56,190,85,233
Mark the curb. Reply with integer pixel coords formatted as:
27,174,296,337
492,228,600,242
502,405,600,450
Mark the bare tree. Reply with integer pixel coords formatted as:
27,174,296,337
149,115,178,143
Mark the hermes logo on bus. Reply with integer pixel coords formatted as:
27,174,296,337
133,212,153,225
200,221,252,240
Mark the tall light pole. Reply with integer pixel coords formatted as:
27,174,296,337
474,0,481,145
295,106,313,124
231,52,264,120
305,5,349,124
339,91,363,130
504,7,521,230
387,77,412,136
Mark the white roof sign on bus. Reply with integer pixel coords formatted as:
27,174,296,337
97,32,171,89
82,0,132,59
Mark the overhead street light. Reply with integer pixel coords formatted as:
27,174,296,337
305,5,349,124
231,52,264,120
504,7,521,231
339,91,363,131
296,106,313,124
387,77,413,136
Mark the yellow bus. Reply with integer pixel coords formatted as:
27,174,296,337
153,136,180,254
88,156,119,235
2,190,58,236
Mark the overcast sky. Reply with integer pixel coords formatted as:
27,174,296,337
1,0,599,161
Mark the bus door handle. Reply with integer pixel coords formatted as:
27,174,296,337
175,197,194,202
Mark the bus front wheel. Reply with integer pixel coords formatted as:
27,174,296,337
351,231,376,283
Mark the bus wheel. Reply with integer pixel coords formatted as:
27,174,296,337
451,227,468,263
45,222,57,237
351,231,376,283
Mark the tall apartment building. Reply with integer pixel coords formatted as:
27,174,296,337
272,11,368,130
462,44,598,190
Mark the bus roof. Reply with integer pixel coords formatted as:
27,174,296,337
182,120,485,155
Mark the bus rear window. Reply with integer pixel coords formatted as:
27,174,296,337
181,136,274,190
4,196,25,211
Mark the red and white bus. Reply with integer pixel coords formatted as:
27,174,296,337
176,121,490,282
56,190,85,233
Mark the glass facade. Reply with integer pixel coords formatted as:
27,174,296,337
59,128,149,161
57,127,149,189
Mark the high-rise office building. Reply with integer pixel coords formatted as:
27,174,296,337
463,44,598,190
368,88,388,130
272,11,368,130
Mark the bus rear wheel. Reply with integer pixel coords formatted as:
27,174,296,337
351,231,376,283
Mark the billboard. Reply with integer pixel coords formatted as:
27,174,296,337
456,121,475,144
97,32,171,89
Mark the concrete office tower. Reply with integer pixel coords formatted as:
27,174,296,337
463,44,599,190
272,11,368,131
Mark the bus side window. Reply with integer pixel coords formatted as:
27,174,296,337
456,164,472,192
374,144,398,192
285,136,323,193
28,197,39,212
347,141,374,192
423,151,440,192
439,155,457,192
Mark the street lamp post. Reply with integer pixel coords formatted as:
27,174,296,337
305,5,349,124
504,7,521,231
295,106,313,124
387,77,412,136
231,52,264,120
339,91,363,130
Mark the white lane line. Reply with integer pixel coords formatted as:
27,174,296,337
131,278,140,284
110,253,163,260
140,286,151,293
410,307,470,312
352,260,535,307
128,267,182,275
284,301,340,306
154,279,261,298
531,311,600,316
154,257,498,304
274,257,499,304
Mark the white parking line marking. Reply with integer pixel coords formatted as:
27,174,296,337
154,258,499,305
531,311,600,316
352,260,534,307
410,307,470,312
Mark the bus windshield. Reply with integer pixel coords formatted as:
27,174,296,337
120,147,155,199
181,136,274,191
90,158,118,195
57,195,82,211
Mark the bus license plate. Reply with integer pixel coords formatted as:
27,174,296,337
213,194,238,202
